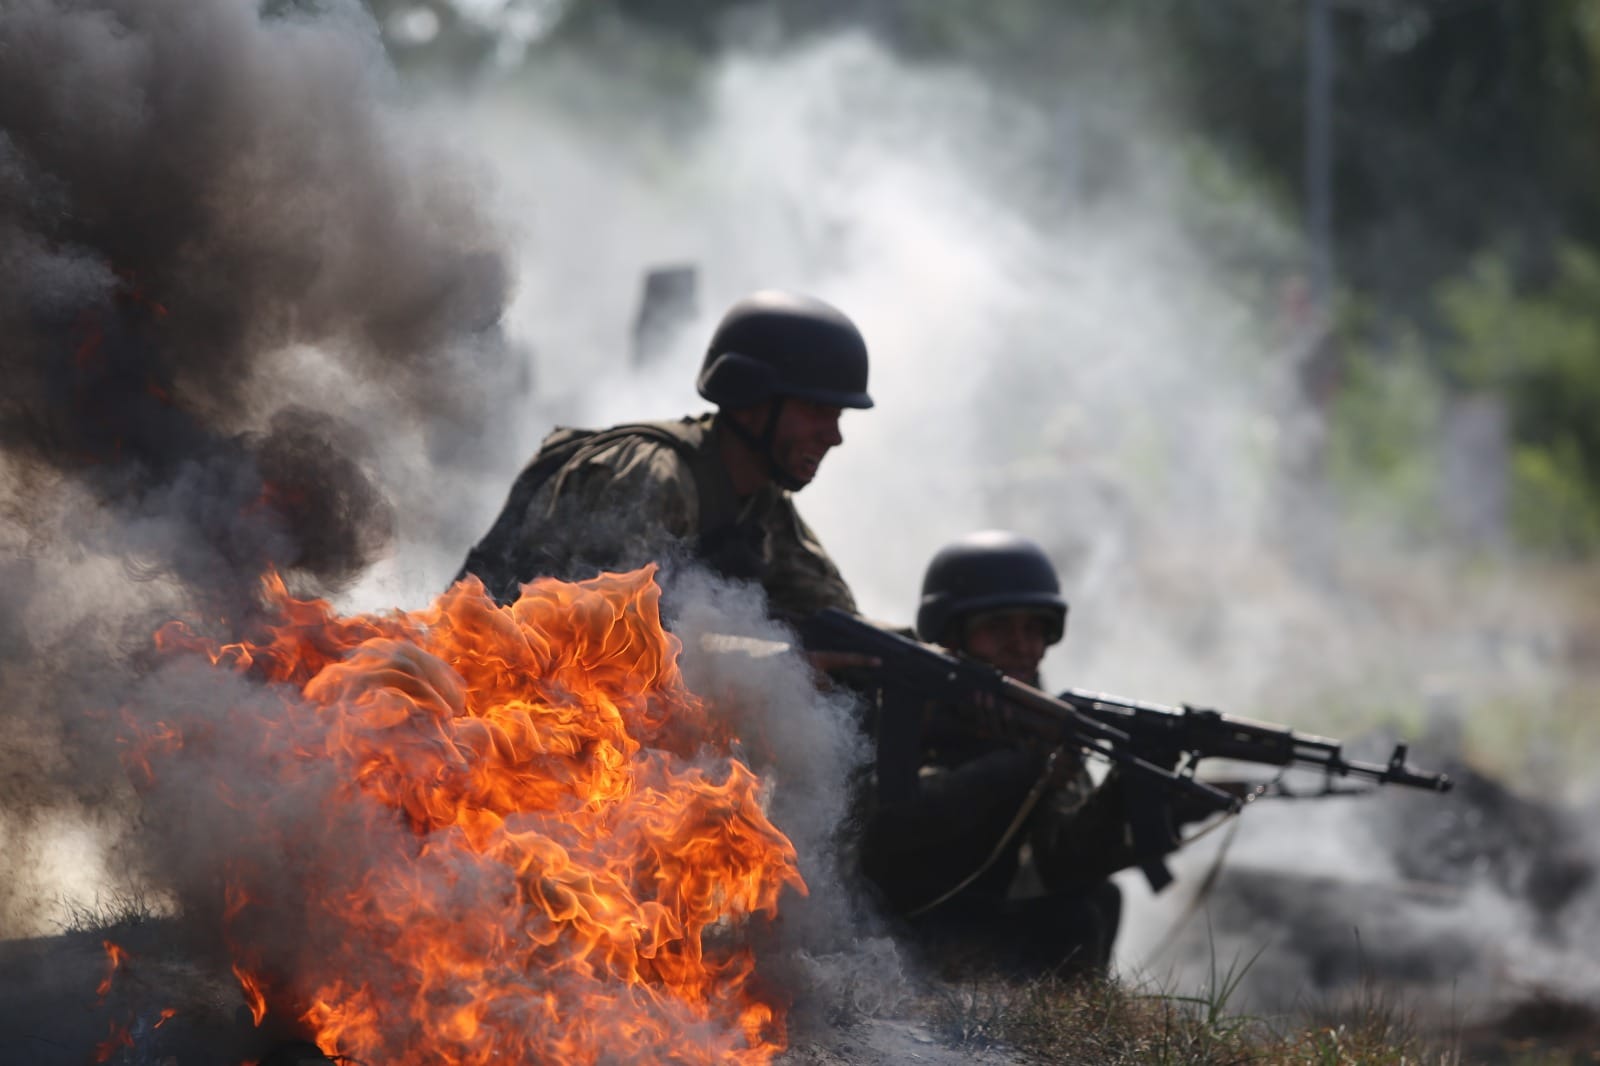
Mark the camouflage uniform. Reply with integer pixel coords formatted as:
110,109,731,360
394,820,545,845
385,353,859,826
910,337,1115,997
457,413,857,622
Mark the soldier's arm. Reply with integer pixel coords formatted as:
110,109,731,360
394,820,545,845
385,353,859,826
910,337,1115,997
1030,768,1152,889
762,500,858,622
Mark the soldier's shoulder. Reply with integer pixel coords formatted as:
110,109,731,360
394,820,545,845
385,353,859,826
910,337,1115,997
544,417,713,496
608,417,709,468
631,413,716,452
535,415,705,461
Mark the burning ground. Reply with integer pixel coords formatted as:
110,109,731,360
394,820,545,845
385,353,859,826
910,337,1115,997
0,561,922,1065
109,567,808,1063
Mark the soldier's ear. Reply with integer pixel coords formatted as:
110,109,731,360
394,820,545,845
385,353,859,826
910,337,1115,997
722,401,774,435
940,626,966,654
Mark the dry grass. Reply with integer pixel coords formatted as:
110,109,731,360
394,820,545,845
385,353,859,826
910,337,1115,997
54,888,166,934
924,970,1468,1065
918,957,1600,1066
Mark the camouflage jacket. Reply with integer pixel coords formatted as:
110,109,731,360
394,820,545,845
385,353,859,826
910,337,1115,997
457,413,857,621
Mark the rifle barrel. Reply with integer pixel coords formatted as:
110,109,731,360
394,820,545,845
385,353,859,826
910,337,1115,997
1060,690,1453,793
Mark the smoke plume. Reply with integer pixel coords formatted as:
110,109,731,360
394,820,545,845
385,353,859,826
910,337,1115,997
0,0,519,934
426,18,1600,1027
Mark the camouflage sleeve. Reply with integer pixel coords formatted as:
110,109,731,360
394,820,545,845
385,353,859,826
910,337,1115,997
761,498,859,621
520,437,700,578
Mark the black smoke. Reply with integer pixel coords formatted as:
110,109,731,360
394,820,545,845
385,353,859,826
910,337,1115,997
0,0,520,933
0,0,513,584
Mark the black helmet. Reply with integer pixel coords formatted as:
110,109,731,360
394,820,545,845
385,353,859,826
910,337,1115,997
916,531,1068,646
696,290,873,410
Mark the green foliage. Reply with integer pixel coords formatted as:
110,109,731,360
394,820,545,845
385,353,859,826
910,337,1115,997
1328,243,1600,559
1509,443,1600,557
1325,325,1445,540
1437,247,1600,557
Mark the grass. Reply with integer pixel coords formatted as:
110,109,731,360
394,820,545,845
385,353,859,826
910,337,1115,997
916,926,1600,1066
53,888,168,935
925,968,1465,1065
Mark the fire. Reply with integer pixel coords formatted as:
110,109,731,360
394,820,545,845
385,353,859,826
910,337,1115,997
97,939,129,998
92,1019,134,1064
126,566,805,1064
234,962,268,1027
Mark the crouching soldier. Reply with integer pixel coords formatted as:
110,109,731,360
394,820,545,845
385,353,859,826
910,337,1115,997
858,531,1145,978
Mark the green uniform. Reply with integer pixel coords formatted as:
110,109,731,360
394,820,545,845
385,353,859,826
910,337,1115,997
458,413,857,621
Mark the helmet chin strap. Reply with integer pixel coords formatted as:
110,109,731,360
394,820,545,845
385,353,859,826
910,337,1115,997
720,399,807,491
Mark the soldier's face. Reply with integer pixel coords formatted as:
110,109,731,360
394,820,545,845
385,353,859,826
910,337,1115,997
960,609,1053,685
769,399,844,488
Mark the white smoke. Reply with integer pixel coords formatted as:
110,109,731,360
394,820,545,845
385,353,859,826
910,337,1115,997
352,19,1600,1028
668,568,910,1025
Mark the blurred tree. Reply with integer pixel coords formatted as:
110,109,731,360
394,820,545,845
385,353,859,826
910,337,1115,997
364,0,1600,555
369,0,1600,283
515,0,1600,316
1436,247,1600,556
1326,322,1446,540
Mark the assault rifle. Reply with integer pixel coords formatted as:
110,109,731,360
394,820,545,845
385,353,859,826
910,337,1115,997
798,608,1241,890
800,608,1452,892
1056,688,1454,795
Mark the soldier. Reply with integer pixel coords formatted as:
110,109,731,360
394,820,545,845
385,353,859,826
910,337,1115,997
456,290,870,622
858,531,1144,977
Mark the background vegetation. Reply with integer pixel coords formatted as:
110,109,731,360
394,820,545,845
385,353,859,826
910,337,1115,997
363,0,1600,561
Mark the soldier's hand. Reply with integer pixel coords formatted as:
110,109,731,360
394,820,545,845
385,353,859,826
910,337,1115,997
1040,745,1087,788
1168,778,1260,827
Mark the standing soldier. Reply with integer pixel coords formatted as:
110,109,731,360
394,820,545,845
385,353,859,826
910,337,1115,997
456,290,871,622
859,531,1144,976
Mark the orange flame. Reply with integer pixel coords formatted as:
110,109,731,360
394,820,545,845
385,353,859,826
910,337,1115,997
126,566,805,1064
92,1019,133,1063
233,962,268,1027
97,939,129,998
